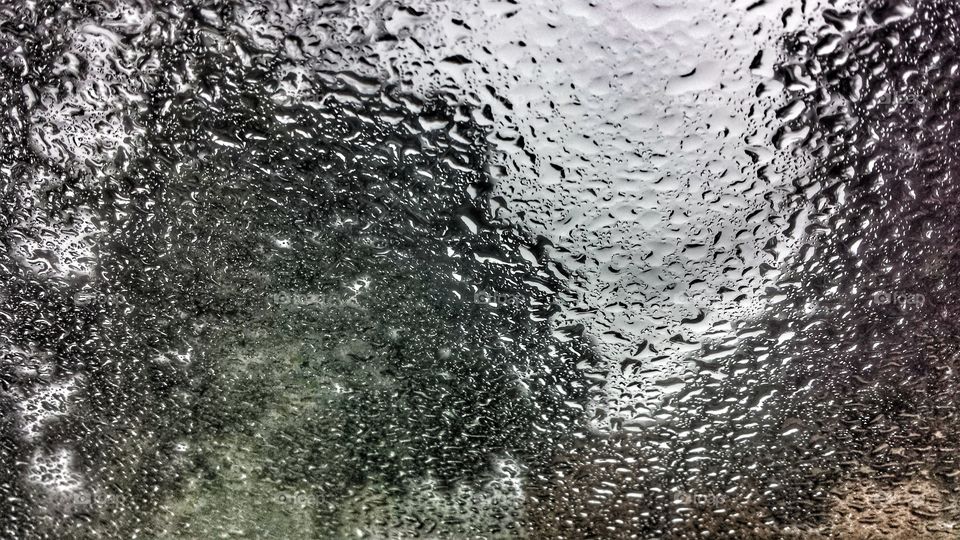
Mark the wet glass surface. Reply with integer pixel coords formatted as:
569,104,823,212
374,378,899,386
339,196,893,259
2,0,959,538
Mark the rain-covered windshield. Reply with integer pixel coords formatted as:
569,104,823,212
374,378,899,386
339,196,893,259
2,0,958,538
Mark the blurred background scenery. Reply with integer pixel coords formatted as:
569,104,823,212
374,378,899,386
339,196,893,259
2,0,959,538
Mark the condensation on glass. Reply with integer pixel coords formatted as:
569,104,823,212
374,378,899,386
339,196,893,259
1,0,957,538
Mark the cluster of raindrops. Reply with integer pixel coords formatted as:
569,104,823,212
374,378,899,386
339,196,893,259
0,1,593,537
2,0,960,538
